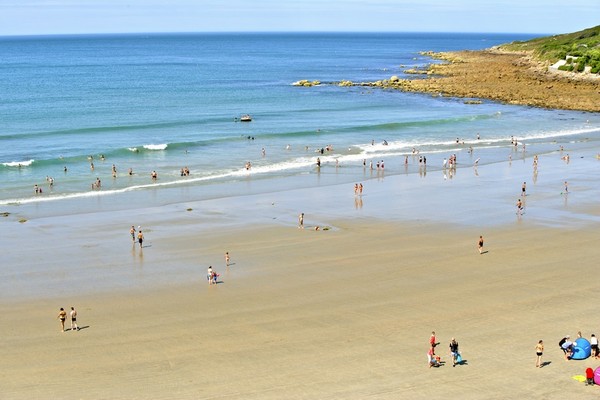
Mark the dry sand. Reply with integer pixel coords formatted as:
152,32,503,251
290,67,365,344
1,216,600,399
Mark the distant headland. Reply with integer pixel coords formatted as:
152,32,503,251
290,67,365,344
294,26,600,112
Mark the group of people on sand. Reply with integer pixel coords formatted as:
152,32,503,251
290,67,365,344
530,331,600,371
442,154,458,169
427,331,462,368
353,183,363,195
57,307,79,332
207,266,220,285
206,253,232,286
130,225,144,248
558,331,600,361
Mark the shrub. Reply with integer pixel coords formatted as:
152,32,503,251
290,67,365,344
576,62,586,72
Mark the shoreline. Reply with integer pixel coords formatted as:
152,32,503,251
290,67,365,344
2,137,600,302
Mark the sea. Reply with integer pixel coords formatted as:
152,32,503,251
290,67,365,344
1,32,599,210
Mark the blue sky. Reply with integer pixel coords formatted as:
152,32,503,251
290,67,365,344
0,0,598,36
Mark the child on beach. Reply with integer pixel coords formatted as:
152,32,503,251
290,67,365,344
428,346,438,368
586,367,595,385
225,252,230,266
207,266,219,285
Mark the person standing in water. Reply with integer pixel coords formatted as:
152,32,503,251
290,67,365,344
298,213,304,229
137,230,144,248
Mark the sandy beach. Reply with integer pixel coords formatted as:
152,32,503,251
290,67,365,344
2,139,600,399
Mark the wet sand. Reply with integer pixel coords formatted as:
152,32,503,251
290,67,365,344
1,142,600,398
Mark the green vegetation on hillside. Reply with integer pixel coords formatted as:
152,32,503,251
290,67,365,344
501,25,600,74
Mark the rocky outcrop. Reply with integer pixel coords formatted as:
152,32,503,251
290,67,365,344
294,49,600,112
292,80,321,87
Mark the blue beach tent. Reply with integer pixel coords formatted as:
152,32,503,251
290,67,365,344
572,338,591,360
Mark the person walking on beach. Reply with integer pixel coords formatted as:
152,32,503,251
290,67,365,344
130,225,136,243
429,331,439,353
70,307,79,331
535,340,544,367
298,213,304,229
516,198,523,216
57,308,67,332
478,235,484,254
225,252,230,267
449,338,460,367
137,230,144,248
563,181,568,194
521,181,527,196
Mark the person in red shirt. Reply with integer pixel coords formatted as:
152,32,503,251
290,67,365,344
429,331,438,354
586,367,595,385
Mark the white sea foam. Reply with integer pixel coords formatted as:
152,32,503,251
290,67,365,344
355,126,600,155
2,159,34,167
143,144,168,150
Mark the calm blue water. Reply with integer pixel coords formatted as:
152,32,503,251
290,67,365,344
1,32,599,206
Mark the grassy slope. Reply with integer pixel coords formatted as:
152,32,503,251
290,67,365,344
499,25,600,70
